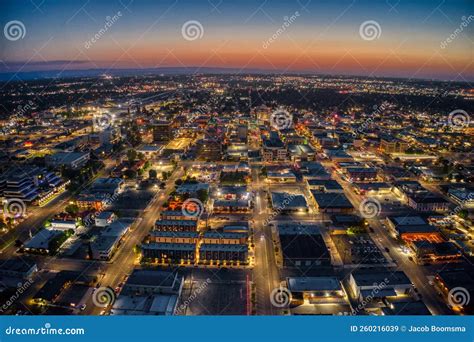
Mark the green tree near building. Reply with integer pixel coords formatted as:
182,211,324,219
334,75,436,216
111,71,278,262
457,209,468,220
65,203,79,215
197,189,209,203
149,169,157,179
127,149,137,163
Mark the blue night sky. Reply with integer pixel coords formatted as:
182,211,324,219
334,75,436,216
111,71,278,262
0,0,473,80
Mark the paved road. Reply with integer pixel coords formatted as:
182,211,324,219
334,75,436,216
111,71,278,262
329,164,451,315
85,165,185,315
0,158,118,256
6,156,453,316
250,166,280,315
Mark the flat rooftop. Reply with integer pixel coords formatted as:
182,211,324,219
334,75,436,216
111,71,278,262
126,270,179,289
142,242,196,251
280,233,329,261
312,193,353,209
24,229,63,250
112,294,178,315
351,270,411,287
200,244,248,252
278,222,321,235
271,192,308,209
287,277,341,292
388,216,427,226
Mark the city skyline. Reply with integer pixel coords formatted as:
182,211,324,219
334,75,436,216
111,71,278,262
0,0,473,328
1,0,473,81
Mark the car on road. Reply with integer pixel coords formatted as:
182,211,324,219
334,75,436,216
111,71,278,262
80,304,87,311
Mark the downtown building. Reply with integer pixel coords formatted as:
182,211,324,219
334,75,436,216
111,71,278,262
152,121,173,143
379,136,409,154
262,132,287,162
0,166,67,205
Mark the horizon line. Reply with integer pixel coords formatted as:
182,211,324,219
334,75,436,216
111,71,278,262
0,65,472,84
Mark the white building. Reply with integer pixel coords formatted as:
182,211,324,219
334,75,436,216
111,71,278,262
95,211,116,227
